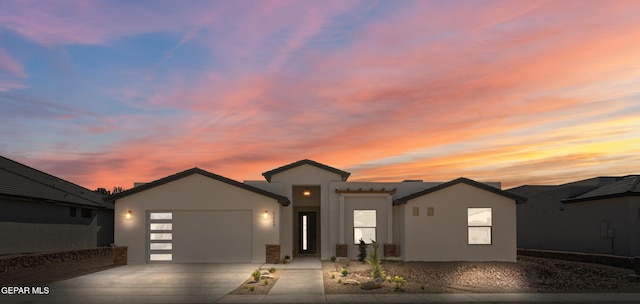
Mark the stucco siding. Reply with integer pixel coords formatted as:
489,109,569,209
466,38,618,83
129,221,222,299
268,164,343,259
114,173,280,264
403,183,516,262
0,198,113,254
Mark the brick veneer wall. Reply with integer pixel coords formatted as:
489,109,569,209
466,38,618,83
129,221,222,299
384,244,398,257
518,249,635,269
113,246,128,265
0,247,114,272
266,244,281,263
336,244,347,257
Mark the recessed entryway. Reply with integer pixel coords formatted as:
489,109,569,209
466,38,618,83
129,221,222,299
292,185,321,257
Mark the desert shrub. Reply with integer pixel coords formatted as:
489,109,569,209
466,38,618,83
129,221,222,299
420,284,425,290
263,279,269,285
252,269,261,282
330,256,337,262
338,279,342,284
341,267,350,277
358,239,367,262
393,276,407,291
269,267,276,273
385,276,392,283
249,286,255,292
331,273,335,279
368,240,385,279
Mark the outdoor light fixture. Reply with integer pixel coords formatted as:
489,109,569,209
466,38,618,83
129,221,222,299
125,210,133,220
263,210,269,220
303,188,311,196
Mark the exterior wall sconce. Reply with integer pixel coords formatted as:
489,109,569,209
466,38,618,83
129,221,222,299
263,210,269,220
125,210,133,220
303,188,311,196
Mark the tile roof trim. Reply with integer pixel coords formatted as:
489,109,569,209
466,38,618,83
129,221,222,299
393,177,527,205
105,167,291,206
262,159,351,182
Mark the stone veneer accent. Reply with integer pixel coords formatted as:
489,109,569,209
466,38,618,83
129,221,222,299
113,246,128,265
336,244,347,257
265,244,281,263
383,244,398,257
0,247,113,272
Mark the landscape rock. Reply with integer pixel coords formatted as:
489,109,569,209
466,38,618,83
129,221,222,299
260,274,274,279
361,278,383,290
343,279,360,285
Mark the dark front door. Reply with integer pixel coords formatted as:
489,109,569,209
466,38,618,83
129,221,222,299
298,211,317,254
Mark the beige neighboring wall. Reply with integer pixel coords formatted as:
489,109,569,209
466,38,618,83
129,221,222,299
403,183,517,262
114,173,280,264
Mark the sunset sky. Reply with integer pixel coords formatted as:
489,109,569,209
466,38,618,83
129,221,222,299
1,0,639,190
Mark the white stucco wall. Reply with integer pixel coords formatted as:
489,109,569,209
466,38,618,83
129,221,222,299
402,183,517,262
114,173,281,264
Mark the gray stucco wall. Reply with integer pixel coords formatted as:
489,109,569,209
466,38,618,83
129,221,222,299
0,198,114,254
515,189,640,256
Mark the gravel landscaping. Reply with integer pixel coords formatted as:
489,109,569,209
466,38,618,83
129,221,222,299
228,268,283,295
323,256,640,294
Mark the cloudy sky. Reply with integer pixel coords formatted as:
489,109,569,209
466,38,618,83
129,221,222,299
1,0,639,190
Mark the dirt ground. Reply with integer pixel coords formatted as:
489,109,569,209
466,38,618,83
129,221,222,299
323,256,640,294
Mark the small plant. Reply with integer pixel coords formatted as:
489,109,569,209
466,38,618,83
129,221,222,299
338,279,342,284
331,273,335,279
330,256,337,262
263,279,269,285
368,240,385,279
420,284,425,290
284,255,291,260
358,239,367,262
385,276,392,283
251,269,261,282
341,267,349,277
269,267,276,273
392,276,407,291
248,286,255,292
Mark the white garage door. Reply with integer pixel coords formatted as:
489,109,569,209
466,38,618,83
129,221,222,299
148,210,252,263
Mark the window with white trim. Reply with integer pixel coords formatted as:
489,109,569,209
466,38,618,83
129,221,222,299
468,208,492,245
353,210,376,244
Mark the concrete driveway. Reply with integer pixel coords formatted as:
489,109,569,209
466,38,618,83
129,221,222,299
8,263,261,304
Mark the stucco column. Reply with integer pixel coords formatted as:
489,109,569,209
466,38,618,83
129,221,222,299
339,195,345,244
387,195,393,243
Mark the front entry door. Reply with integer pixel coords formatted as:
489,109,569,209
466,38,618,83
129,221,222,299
298,212,317,254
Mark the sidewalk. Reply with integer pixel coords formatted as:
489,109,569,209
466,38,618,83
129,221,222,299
214,257,640,303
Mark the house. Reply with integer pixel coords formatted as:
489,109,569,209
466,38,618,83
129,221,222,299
0,156,114,255
507,175,640,256
108,159,524,264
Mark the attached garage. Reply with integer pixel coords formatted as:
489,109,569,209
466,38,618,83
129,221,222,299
109,168,290,264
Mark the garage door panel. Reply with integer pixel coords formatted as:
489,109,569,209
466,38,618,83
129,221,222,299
171,211,252,263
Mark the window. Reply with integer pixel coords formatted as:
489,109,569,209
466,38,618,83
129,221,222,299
353,210,376,244
81,208,92,218
468,208,492,245
149,212,173,262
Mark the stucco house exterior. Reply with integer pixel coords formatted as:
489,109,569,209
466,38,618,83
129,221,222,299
0,155,114,254
508,175,640,256
108,159,524,264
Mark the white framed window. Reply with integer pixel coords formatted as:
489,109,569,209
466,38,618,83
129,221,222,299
468,208,492,245
354,210,376,244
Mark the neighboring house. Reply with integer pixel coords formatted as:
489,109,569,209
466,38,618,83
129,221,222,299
507,175,640,256
108,159,524,264
0,156,114,255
